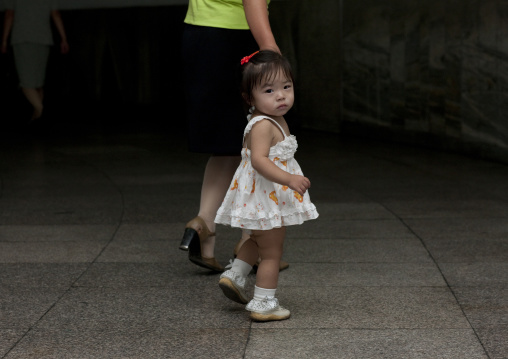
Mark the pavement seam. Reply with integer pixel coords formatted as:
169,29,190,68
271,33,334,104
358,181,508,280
243,324,254,359
1,157,126,359
396,216,492,359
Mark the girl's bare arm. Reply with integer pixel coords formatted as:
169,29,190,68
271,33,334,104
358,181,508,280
250,121,310,195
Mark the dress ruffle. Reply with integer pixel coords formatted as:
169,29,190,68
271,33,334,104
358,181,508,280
216,205,319,230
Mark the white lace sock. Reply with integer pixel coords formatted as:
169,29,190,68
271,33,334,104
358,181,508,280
253,286,276,301
231,259,253,277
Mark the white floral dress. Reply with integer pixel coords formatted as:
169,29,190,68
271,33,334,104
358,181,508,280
215,115,319,230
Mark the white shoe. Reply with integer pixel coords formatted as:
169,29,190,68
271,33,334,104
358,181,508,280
246,297,290,322
219,269,248,304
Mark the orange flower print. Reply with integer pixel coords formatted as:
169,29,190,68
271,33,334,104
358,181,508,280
231,179,238,190
243,161,248,168
269,191,279,205
294,191,303,203
251,179,256,193
282,185,289,191
273,157,280,162
281,160,287,167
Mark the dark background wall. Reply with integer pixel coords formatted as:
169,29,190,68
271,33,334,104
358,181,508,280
2,1,508,163
340,0,508,162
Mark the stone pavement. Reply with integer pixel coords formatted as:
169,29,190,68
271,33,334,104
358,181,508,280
0,128,507,358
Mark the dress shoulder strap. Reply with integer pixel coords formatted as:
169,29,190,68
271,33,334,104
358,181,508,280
243,115,287,140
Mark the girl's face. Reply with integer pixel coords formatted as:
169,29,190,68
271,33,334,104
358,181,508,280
249,70,294,118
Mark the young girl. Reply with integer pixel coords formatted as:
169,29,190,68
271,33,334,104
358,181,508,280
215,50,318,322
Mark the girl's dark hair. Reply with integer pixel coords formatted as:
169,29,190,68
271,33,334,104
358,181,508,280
240,50,294,105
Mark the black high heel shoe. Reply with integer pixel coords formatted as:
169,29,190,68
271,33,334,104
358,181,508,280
180,216,224,272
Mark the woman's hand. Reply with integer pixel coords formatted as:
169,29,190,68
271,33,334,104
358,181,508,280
60,39,69,54
2,10,14,54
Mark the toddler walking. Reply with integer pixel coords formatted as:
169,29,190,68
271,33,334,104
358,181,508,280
215,50,318,321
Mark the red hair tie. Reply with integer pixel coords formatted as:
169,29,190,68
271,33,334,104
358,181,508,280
240,51,259,65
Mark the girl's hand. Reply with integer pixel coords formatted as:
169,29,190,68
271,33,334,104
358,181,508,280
288,174,311,196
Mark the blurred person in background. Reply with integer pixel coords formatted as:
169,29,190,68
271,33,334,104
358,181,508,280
1,0,69,122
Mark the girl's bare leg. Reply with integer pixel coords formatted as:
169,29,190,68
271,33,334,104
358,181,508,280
251,227,285,289
197,155,240,258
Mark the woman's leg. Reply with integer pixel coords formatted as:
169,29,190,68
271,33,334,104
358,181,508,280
234,230,252,256
22,87,44,120
236,237,259,266
13,44,49,121
197,155,240,258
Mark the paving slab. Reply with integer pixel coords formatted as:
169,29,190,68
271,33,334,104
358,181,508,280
406,217,508,241
285,219,415,239
0,330,23,358
279,262,445,287
96,240,173,263
440,262,508,287
0,264,88,288
305,202,396,220
0,287,67,330
284,238,432,263
35,287,251,331
452,287,508,327
476,326,508,359
245,329,488,359
404,218,508,262
0,197,122,225
121,204,198,223
4,328,249,359
113,222,185,241
384,199,508,219
0,225,117,242
74,263,223,287
248,287,469,329
0,240,109,263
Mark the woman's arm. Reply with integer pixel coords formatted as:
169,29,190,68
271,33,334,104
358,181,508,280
243,0,280,53
50,10,69,54
250,121,310,195
1,10,14,54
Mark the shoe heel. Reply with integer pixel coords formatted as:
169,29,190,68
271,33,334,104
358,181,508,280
179,228,198,251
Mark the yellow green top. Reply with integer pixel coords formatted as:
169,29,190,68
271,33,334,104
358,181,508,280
184,0,270,30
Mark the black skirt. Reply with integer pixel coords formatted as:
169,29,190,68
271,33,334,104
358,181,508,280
182,24,258,155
